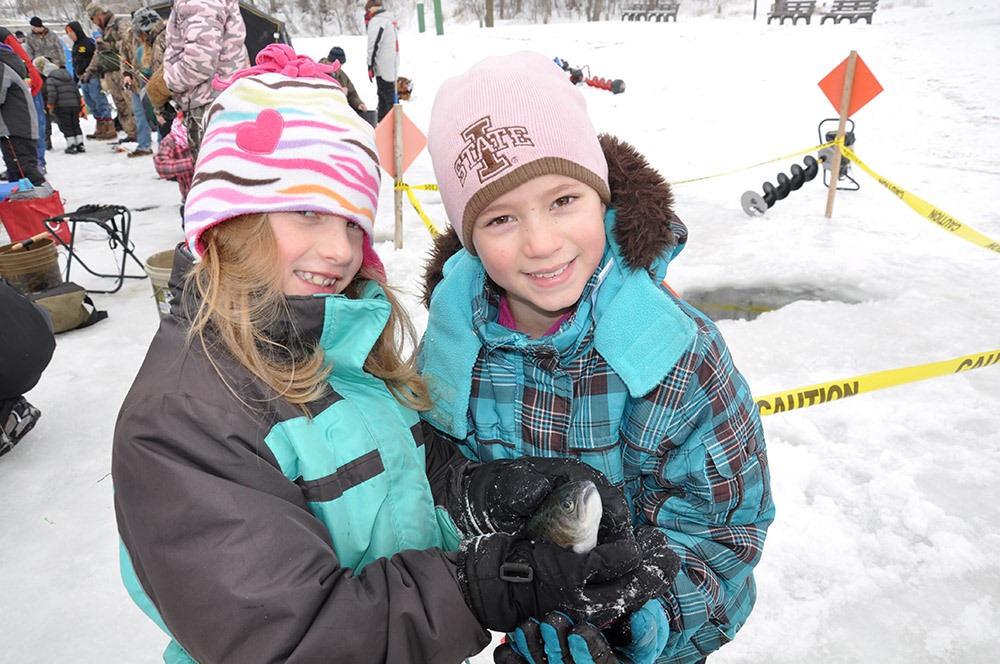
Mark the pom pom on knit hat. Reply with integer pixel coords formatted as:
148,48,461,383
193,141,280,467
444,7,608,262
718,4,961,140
29,17,43,28
183,44,383,269
427,50,610,254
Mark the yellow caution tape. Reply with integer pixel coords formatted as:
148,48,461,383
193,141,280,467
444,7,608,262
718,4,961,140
755,349,1000,416
673,140,999,255
394,183,442,236
839,145,1000,255
672,142,835,185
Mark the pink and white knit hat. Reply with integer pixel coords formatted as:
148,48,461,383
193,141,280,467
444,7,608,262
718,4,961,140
184,45,382,265
427,50,610,254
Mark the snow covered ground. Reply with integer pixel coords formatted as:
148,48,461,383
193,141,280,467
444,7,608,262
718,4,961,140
2,1,998,661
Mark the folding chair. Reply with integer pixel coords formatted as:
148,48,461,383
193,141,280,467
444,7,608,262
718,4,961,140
43,204,147,294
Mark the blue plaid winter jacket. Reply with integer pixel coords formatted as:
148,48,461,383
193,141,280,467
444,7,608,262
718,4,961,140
419,136,775,663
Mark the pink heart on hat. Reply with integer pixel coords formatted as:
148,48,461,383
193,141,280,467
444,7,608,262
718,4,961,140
235,108,284,154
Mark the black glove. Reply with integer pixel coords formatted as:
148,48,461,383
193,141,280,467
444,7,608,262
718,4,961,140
448,456,632,541
458,526,678,633
495,612,621,664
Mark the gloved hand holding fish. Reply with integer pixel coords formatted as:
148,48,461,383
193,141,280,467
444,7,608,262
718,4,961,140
447,456,632,542
450,456,680,636
457,517,679,634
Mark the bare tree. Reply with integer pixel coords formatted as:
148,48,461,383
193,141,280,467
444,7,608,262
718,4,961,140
1,0,148,25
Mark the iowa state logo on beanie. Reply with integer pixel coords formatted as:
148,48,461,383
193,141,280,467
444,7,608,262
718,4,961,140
454,116,535,187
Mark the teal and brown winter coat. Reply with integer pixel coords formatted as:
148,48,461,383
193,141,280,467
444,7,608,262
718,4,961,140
113,246,489,663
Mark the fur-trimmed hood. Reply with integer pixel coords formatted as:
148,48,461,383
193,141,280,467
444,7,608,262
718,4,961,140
420,134,682,307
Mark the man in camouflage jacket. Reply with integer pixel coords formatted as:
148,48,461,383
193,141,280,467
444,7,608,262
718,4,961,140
82,3,136,141
25,17,65,66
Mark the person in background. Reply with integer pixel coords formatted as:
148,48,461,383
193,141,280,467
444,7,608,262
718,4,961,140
25,16,65,67
131,8,169,141
319,45,367,119
152,112,193,213
36,57,84,154
364,0,398,122
83,3,137,143
25,17,63,157
112,44,674,664
30,55,52,151
161,0,247,163
66,20,114,141
0,27,42,95
120,6,165,158
0,42,45,186
0,278,55,457
132,7,169,140
3,26,43,174
421,51,775,664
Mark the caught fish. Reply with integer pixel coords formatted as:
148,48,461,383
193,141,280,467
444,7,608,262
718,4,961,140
523,480,603,553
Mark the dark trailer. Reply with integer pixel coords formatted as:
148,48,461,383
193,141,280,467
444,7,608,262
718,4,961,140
149,1,292,64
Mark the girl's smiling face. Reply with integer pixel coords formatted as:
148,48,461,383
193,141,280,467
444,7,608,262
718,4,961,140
471,174,607,338
268,211,366,296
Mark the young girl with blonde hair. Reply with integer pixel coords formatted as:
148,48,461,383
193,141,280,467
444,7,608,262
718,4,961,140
113,45,675,664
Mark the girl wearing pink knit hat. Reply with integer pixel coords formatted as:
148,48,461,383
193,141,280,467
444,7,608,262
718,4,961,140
113,45,670,664
421,50,774,664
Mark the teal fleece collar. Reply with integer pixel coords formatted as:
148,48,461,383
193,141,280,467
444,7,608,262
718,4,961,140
318,281,390,376
420,208,695,439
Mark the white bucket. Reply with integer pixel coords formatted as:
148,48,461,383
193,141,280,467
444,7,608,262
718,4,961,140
144,250,175,318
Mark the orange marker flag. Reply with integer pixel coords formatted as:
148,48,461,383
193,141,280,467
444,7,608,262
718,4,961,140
818,54,883,117
375,107,427,178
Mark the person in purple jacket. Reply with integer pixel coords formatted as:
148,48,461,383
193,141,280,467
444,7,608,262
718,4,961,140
420,51,775,664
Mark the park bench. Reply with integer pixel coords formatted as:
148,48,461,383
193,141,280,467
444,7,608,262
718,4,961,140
820,0,879,24
767,1,817,25
622,1,680,22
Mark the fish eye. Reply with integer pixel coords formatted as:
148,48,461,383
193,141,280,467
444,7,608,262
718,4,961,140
561,498,575,512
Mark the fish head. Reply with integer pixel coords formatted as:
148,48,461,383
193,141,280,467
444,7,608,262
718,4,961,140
525,479,603,553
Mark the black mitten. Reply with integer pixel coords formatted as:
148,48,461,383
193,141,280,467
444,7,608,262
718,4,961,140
457,529,673,633
447,456,632,540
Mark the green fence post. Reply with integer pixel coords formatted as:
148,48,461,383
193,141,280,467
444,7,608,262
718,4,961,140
433,0,444,35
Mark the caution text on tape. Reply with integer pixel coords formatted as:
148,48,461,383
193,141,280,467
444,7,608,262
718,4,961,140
755,349,1000,416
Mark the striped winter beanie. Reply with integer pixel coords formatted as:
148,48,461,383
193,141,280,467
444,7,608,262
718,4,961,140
427,50,610,254
183,44,382,267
